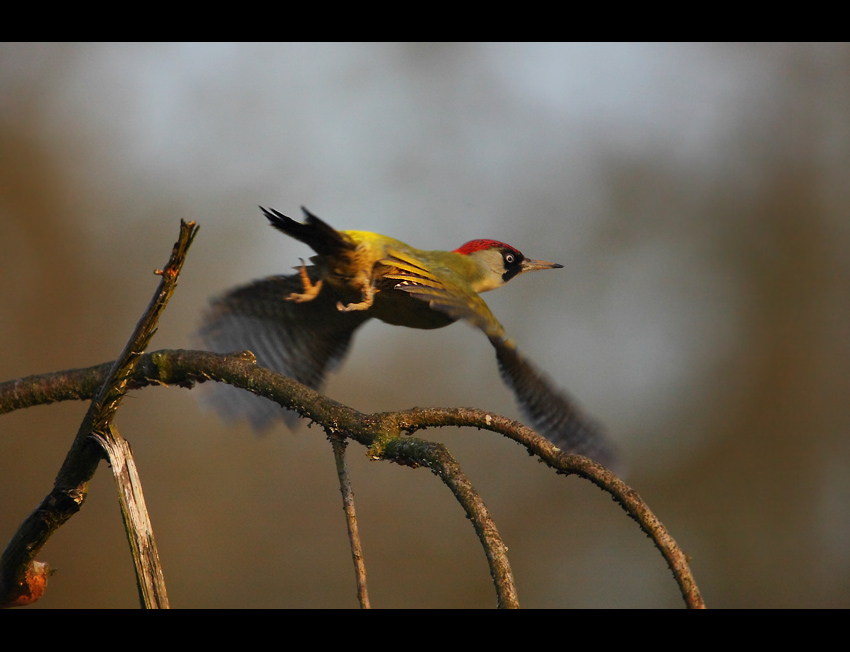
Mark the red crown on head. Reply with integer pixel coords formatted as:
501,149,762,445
454,239,520,256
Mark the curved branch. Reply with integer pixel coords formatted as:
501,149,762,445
378,436,518,608
1,348,703,608
380,407,706,609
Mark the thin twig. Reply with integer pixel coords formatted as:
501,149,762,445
329,435,370,609
379,436,519,608
0,221,197,608
91,424,169,608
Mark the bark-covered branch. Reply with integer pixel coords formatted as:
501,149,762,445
329,436,371,609
0,220,198,609
1,346,703,608
0,215,703,609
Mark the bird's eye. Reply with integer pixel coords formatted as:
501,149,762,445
505,253,514,264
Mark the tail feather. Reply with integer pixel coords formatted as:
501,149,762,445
261,206,353,257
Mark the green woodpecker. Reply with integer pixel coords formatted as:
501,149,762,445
198,207,615,466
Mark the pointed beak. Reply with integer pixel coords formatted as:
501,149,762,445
520,258,564,274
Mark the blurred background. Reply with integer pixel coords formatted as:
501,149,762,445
1,42,848,608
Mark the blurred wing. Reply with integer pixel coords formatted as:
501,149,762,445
195,270,370,430
490,337,617,468
380,248,616,467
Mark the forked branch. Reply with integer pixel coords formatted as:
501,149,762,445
0,218,703,609
1,346,703,608
0,220,198,609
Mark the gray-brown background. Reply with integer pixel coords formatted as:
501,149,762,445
2,43,848,608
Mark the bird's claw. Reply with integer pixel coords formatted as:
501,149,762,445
286,259,323,303
337,284,376,312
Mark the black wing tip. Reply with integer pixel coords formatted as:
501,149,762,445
492,338,620,469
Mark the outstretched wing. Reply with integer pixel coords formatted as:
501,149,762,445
195,270,370,430
381,249,616,467
489,337,617,467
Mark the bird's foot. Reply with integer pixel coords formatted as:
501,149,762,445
286,259,323,303
337,284,376,312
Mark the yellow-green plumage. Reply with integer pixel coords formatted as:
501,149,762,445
301,227,509,337
197,206,615,467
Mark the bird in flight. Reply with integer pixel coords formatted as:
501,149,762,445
197,206,615,467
